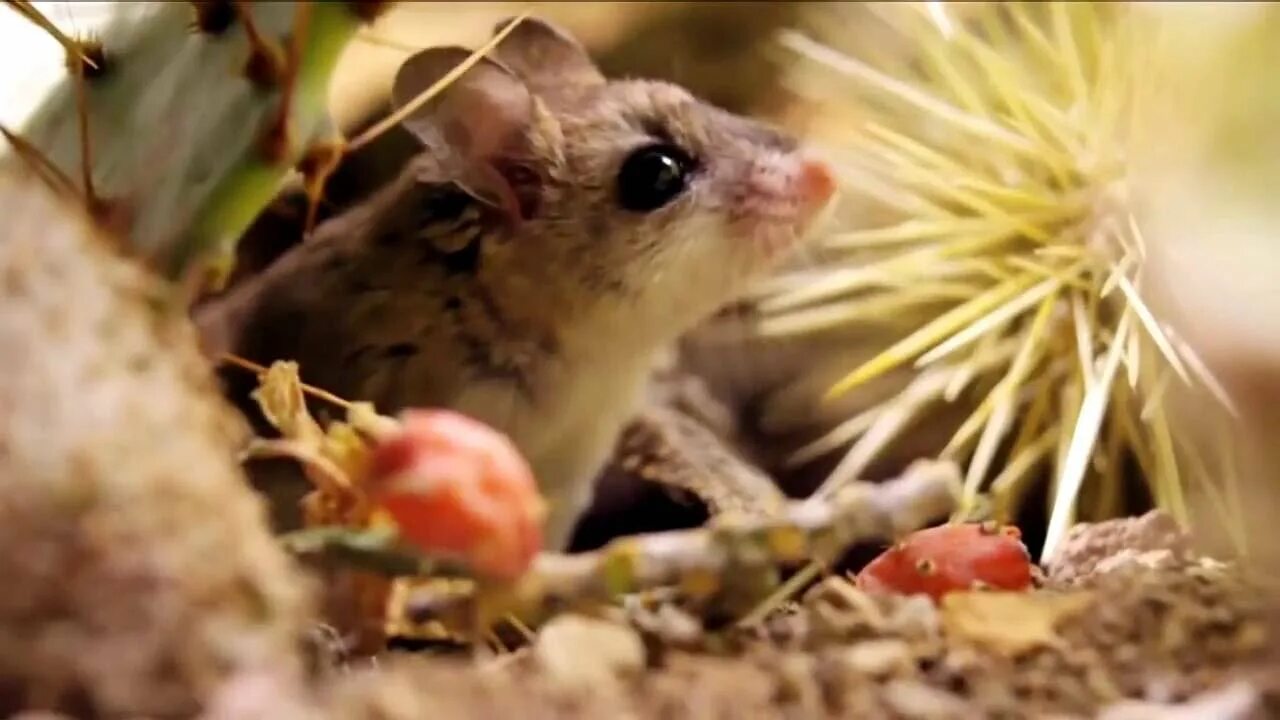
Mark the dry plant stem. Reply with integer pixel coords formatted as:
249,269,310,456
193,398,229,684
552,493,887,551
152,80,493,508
737,558,825,628
345,12,531,153
223,352,355,410
282,525,439,577
241,437,353,495
403,460,960,630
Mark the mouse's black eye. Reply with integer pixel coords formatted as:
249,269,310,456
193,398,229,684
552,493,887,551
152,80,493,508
616,143,696,212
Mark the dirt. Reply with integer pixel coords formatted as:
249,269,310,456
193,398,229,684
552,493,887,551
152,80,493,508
292,511,1280,719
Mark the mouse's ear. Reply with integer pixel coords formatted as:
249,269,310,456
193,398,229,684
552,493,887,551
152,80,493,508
490,17,605,97
392,47,542,221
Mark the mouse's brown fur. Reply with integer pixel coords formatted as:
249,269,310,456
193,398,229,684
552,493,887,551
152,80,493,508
198,17,836,549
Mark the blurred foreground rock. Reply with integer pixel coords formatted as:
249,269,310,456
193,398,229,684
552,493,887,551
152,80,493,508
0,168,311,717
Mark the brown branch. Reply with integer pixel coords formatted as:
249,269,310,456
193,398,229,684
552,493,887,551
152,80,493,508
400,460,961,634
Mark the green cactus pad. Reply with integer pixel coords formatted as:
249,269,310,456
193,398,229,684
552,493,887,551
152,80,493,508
14,1,374,280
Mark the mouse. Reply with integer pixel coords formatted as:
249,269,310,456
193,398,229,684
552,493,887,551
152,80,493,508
196,16,837,551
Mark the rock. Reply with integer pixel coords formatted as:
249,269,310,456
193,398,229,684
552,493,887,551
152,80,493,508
628,600,705,649
1093,549,1179,576
197,669,319,720
774,652,824,714
533,614,646,693
1045,511,1192,584
1097,681,1263,720
881,679,971,719
838,639,915,678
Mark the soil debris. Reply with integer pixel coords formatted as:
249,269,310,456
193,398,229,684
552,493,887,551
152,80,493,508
323,521,1278,718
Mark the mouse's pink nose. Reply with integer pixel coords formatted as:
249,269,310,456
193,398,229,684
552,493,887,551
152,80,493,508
797,157,837,210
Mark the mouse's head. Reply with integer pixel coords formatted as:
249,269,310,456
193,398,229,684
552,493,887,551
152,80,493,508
392,18,836,346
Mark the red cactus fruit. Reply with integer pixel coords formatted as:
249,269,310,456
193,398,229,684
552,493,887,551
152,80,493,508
855,522,1033,602
364,409,545,581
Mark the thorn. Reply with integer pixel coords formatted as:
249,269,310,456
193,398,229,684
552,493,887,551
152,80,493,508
0,124,78,199
1,125,128,249
233,0,285,87
286,1,312,76
4,0,99,74
63,36,109,79
71,59,98,209
189,0,235,34
259,1,312,164
297,140,345,238
259,1,312,163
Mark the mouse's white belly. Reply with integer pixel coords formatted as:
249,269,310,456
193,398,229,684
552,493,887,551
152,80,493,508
447,356,652,550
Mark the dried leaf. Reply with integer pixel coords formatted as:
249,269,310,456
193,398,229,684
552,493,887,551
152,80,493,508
347,401,400,440
242,437,351,497
320,421,376,488
941,590,1093,655
250,360,324,446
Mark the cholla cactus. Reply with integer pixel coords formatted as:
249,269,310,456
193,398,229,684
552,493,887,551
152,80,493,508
759,2,1242,560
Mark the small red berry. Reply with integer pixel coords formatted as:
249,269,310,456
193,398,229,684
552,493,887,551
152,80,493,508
364,409,545,581
855,522,1033,602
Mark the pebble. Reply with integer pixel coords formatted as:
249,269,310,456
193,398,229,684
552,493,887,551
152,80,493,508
881,678,971,719
839,639,915,678
534,614,646,693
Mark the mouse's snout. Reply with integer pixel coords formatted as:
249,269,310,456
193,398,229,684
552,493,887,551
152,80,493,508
724,151,839,269
797,156,838,212
739,152,838,220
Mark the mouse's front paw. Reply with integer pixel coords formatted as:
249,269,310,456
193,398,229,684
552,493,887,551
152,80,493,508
615,403,787,519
